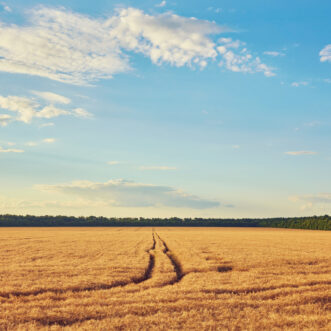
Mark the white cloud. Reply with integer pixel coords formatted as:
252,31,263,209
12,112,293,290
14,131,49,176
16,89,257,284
0,114,11,126
25,138,55,146
43,138,56,143
1,3,11,12
25,141,38,147
0,93,91,125
304,121,320,127
323,78,331,83
73,108,93,118
263,51,285,57
39,122,55,128
36,179,220,209
291,81,308,87
156,1,166,7
31,91,71,104
0,195,110,210
285,151,317,156
36,105,70,119
0,7,129,85
319,44,331,62
139,165,176,170
207,7,222,14
289,193,331,210
109,7,221,69
108,161,121,165
0,95,37,123
0,146,24,153
217,38,275,77
232,145,240,149
0,6,274,84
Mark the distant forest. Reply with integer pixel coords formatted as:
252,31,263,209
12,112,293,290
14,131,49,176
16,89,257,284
0,214,330,230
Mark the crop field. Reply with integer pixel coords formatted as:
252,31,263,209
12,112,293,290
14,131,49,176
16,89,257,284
0,227,330,330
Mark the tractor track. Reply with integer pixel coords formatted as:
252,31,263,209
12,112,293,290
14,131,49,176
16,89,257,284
155,233,184,283
0,233,158,299
3,231,329,329
0,231,181,299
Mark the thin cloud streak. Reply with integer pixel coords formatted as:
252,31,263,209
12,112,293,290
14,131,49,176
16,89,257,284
285,151,317,156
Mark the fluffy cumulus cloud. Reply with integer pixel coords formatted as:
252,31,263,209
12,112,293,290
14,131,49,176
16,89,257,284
0,6,274,85
217,38,274,76
0,91,91,125
319,44,331,62
289,193,331,210
36,179,220,209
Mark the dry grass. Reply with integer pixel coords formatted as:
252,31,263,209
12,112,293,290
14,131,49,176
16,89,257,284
0,227,330,330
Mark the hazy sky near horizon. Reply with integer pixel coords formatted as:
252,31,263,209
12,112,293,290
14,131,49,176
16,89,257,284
0,0,330,218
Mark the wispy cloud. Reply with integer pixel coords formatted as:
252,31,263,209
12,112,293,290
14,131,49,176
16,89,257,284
72,108,93,118
1,2,11,12
39,122,55,128
25,141,38,147
0,146,24,153
289,193,331,210
207,7,222,14
0,92,91,125
291,81,308,87
319,44,331,62
139,166,177,171
217,38,275,77
263,51,285,57
0,6,274,84
285,151,317,156
31,91,71,105
36,179,220,209
43,138,56,143
25,138,56,146
0,114,12,127
107,161,121,165
156,1,166,7
304,121,320,127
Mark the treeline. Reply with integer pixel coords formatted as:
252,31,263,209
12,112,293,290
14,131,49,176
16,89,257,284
0,214,330,230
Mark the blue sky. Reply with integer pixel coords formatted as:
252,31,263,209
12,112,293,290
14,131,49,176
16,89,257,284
0,0,330,217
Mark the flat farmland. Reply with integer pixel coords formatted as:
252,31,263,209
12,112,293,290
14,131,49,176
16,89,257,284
0,228,330,330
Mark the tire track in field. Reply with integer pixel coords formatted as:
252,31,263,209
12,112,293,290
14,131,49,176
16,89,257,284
31,232,184,327
0,233,157,299
6,232,330,328
154,233,184,283
1,231,181,300
134,233,156,283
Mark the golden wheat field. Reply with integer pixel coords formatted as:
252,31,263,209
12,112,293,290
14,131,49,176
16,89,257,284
0,227,330,330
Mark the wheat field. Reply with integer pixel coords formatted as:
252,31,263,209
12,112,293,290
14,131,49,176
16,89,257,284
0,227,330,330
